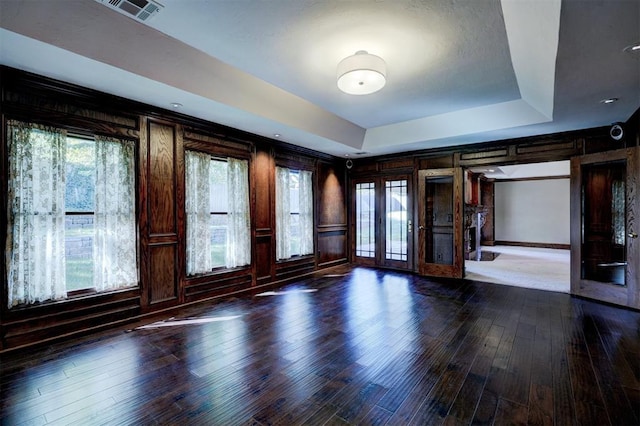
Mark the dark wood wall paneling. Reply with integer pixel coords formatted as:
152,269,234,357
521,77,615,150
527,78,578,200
0,66,348,351
255,148,275,285
1,65,638,351
146,120,179,307
316,161,348,268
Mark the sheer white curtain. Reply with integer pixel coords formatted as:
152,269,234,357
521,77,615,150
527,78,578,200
93,135,137,291
6,121,67,307
185,150,212,275
275,167,291,260
226,158,251,268
299,170,314,255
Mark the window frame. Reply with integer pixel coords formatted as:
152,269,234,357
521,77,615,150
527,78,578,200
275,163,315,261
3,120,140,309
182,138,253,278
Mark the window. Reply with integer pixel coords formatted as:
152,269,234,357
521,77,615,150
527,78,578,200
289,170,301,255
6,121,137,308
65,137,96,291
275,167,313,260
210,159,228,268
185,151,250,275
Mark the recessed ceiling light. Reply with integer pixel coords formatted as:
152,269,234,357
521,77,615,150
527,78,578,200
170,102,183,109
623,42,640,53
273,133,281,138
600,98,618,104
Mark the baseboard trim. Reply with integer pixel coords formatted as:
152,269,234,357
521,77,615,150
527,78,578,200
494,241,570,250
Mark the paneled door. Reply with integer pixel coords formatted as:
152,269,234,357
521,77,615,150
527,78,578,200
352,175,413,270
417,168,464,278
570,147,639,308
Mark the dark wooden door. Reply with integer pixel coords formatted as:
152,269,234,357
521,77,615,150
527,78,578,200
351,175,413,270
570,147,640,308
417,168,464,278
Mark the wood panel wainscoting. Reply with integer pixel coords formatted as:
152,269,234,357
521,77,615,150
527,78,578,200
1,266,639,425
0,66,349,351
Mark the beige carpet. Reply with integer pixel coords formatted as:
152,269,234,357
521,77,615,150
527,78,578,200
465,245,570,293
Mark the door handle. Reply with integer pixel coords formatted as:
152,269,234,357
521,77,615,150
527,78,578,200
629,232,638,239
419,225,425,230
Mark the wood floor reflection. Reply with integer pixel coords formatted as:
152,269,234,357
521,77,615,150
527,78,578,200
1,266,639,425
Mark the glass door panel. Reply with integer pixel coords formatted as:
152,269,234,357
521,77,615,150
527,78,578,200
385,179,408,262
355,182,376,259
425,175,454,265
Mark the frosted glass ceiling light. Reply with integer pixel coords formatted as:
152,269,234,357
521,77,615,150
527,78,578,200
337,50,386,95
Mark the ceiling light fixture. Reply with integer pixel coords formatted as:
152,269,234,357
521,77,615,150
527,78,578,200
337,50,387,95
170,102,183,109
600,98,618,104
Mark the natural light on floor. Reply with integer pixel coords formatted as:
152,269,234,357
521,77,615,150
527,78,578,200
132,315,243,330
464,245,570,293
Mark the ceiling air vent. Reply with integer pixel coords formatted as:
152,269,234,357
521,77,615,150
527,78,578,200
95,0,163,22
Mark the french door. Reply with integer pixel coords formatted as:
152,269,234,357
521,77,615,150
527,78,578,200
417,168,464,278
570,147,639,308
352,175,413,269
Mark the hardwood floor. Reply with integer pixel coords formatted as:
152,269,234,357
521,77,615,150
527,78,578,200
1,266,639,425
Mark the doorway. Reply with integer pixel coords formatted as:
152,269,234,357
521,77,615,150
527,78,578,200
416,168,464,278
570,147,640,308
352,174,413,270
464,161,572,292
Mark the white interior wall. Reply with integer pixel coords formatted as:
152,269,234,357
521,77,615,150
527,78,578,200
494,178,570,245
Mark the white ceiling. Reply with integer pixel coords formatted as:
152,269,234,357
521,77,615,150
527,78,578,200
0,0,638,158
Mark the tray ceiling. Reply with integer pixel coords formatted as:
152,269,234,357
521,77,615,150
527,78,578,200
0,0,638,157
